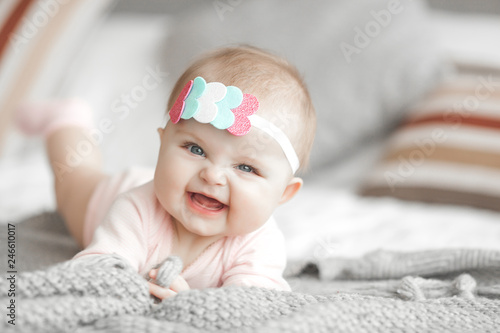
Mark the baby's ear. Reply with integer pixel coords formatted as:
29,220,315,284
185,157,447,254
279,177,303,205
157,127,165,140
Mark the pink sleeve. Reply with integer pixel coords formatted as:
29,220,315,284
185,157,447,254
221,218,290,291
73,191,149,272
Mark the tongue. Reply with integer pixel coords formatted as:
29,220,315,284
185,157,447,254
192,193,224,210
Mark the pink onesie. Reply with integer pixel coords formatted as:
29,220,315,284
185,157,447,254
74,169,290,291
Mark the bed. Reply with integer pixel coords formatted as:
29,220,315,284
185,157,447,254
1,0,500,331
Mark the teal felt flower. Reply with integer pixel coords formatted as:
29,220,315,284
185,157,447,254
181,77,206,120
211,86,244,129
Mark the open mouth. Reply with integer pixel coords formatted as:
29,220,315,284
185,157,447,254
189,192,227,212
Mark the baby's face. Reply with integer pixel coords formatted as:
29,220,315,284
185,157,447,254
154,118,301,238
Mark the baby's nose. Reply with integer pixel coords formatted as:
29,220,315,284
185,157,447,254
199,165,227,186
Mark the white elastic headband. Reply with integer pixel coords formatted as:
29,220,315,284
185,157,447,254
168,76,300,173
248,114,299,173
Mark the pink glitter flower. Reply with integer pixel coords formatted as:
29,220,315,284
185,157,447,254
169,80,193,123
227,94,259,136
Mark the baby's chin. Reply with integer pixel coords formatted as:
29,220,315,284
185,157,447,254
172,212,228,238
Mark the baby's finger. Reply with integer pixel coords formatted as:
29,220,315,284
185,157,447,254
149,269,158,279
148,282,177,300
169,276,190,293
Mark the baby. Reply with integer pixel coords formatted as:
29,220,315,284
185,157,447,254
16,46,316,299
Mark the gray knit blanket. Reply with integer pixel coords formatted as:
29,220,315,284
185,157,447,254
2,214,500,332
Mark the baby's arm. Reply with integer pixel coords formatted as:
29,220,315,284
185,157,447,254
222,219,290,291
73,192,148,272
74,188,187,300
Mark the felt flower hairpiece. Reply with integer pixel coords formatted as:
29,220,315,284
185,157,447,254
169,76,258,136
168,76,300,173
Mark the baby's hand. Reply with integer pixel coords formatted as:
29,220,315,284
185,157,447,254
148,268,190,300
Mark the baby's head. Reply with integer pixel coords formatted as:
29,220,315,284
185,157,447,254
154,46,316,239
167,46,316,170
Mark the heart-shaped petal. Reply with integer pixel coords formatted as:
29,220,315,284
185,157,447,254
211,86,243,129
194,82,227,123
227,94,259,136
182,77,206,120
169,80,193,123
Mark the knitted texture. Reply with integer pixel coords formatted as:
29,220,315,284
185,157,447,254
2,252,500,332
151,256,183,288
315,248,500,280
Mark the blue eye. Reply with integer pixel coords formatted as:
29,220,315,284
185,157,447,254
237,164,254,173
186,144,205,156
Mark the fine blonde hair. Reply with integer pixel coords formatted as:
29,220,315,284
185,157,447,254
167,45,316,172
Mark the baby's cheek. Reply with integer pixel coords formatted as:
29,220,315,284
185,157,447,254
159,163,185,194
229,195,272,234
154,169,183,211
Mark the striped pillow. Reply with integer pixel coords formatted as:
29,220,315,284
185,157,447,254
360,74,500,211
0,0,114,150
